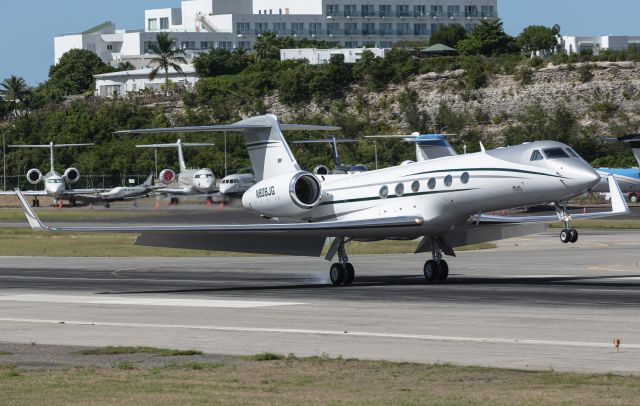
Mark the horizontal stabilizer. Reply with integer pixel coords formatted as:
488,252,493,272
9,144,94,148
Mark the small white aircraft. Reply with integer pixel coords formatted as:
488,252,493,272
75,173,164,208
219,172,255,197
290,135,368,175
135,139,216,203
0,142,100,207
16,115,629,286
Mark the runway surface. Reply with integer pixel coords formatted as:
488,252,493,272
0,230,639,373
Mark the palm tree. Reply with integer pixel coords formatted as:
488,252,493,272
0,75,29,117
147,33,187,96
254,32,281,60
116,61,136,71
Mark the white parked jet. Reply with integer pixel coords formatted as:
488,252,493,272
219,172,255,197
0,142,99,207
135,139,216,203
16,115,628,286
75,173,163,208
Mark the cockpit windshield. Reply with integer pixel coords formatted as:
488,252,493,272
565,148,579,158
542,148,570,159
47,178,63,184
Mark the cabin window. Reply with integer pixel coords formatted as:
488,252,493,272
444,175,453,187
460,172,470,184
428,178,436,189
530,150,544,161
379,185,389,199
543,148,570,159
411,180,420,193
395,183,405,196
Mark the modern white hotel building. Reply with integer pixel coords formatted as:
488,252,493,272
55,0,498,66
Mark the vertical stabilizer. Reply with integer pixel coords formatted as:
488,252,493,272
176,139,187,172
49,142,56,172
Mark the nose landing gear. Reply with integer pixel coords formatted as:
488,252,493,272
556,203,579,244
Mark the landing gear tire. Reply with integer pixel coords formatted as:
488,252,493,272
560,229,571,244
569,228,578,243
423,260,439,282
329,263,345,285
437,260,449,281
343,263,355,286
104,202,111,209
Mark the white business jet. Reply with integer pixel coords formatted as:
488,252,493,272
219,171,256,197
75,173,164,208
0,142,99,207
15,115,628,286
136,139,216,203
291,135,368,175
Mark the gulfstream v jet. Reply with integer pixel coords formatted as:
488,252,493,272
16,115,628,286
0,142,101,207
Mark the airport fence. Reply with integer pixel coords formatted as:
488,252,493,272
0,174,151,191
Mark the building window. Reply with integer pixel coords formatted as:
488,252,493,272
344,4,357,17
255,22,269,34
160,17,169,30
431,23,444,34
362,23,375,35
396,5,409,17
327,23,339,36
309,23,322,35
237,41,251,50
344,41,358,48
106,44,113,51
481,5,494,17
414,5,427,17
414,23,428,36
273,22,286,35
397,23,410,36
291,22,304,35
148,18,158,31
465,5,478,18
181,41,195,49
431,5,443,17
379,4,392,17
326,4,339,17
218,41,233,50
201,41,215,49
379,40,393,48
361,5,375,17
236,22,250,35
345,22,358,36
448,5,461,17
379,23,392,35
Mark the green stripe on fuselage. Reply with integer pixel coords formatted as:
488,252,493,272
404,168,563,178
320,188,477,206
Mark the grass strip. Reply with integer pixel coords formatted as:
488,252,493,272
0,357,638,405
78,346,202,356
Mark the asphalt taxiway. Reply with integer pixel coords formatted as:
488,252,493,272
0,230,639,373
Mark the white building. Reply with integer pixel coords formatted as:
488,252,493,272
562,35,640,55
93,65,198,97
55,0,498,65
281,47,388,64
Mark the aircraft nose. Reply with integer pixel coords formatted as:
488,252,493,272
574,164,601,190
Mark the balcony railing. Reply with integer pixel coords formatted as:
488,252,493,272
326,11,498,18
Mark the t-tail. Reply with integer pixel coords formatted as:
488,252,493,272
8,142,94,173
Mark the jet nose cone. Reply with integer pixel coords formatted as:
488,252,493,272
574,165,601,190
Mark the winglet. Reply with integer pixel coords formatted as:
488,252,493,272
479,142,486,153
607,174,630,215
14,189,51,231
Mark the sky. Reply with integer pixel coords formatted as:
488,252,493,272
1,0,639,85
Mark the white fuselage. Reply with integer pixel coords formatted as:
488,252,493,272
220,173,255,195
177,168,216,194
244,141,601,237
43,172,66,197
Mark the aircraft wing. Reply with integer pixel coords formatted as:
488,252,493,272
0,190,48,196
477,175,629,224
63,189,109,196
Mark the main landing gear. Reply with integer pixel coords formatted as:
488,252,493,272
327,238,355,286
423,236,449,283
556,203,578,244
31,198,40,207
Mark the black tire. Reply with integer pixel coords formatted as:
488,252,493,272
329,263,345,285
438,260,449,281
343,263,355,285
569,228,578,243
560,229,570,244
423,260,438,282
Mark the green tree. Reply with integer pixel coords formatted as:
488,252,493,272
48,49,110,95
457,19,517,56
147,32,187,96
517,25,560,55
0,75,30,117
254,32,282,60
193,48,250,77
116,61,136,71
429,24,467,48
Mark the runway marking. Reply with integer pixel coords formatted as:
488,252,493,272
0,295,305,308
0,318,638,350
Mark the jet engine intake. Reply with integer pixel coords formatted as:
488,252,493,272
313,165,330,175
63,167,80,183
159,169,176,185
26,169,43,185
243,172,323,218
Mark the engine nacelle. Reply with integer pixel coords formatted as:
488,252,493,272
401,160,416,166
243,172,322,218
63,167,81,184
313,165,330,176
159,169,176,185
26,169,43,185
